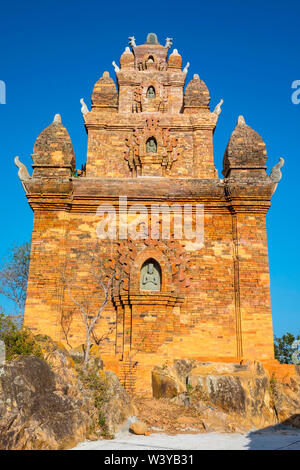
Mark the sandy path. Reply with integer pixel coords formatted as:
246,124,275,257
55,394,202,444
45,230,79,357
73,428,300,450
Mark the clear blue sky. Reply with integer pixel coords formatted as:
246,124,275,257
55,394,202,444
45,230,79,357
0,0,299,337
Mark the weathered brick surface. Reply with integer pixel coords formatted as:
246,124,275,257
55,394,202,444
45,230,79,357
23,34,278,393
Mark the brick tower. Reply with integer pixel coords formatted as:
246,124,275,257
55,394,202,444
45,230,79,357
18,33,283,394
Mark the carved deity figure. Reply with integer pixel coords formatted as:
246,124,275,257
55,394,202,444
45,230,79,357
140,262,160,291
147,86,156,99
146,137,157,153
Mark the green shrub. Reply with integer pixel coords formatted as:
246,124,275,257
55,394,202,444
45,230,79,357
0,313,42,361
77,367,113,438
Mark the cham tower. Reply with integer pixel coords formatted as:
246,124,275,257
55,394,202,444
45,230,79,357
17,33,284,394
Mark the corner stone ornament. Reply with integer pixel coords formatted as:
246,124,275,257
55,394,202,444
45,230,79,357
14,156,31,193
128,36,136,47
183,62,190,74
165,37,173,49
270,157,285,184
270,157,285,194
213,98,224,117
80,98,89,115
112,61,120,73
291,340,300,365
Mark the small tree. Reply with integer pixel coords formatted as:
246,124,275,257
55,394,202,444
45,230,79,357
274,332,300,364
61,246,122,370
0,312,42,361
0,242,30,321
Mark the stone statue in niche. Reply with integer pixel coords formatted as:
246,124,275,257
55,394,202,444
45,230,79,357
147,86,156,99
146,137,157,153
140,261,161,291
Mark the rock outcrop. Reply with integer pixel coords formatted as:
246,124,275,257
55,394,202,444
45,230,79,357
0,355,95,450
100,371,136,433
152,360,300,431
0,338,134,449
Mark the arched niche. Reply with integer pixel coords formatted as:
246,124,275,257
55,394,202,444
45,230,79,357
140,258,161,291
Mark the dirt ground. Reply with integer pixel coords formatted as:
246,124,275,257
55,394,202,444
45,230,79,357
134,397,207,434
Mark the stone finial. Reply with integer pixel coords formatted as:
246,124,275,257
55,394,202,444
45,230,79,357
53,114,61,124
270,157,285,194
146,33,159,45
120,47,134,69
91,71,118,108
183,75,210,108
168,49,182,70
183,62,190,74
213,99,224,116
112,61,120,73
32,116,76,177
128,36,136,47
165,37,173,48
80,98,89,115
222,117,267,178
238,115,246,126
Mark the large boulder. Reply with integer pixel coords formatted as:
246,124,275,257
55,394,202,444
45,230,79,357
152,366,186,398
0,355,96,450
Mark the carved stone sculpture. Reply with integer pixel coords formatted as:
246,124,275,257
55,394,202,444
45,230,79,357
146,86,156,99
80,98,89,115
14,156,31,193
140,262,160,291
146,137,157,153
128,36,136,47
183,62,190,74
112,61,120,72
270,157,285,194
213,98,224,116
165,37,173,48
270,157,285,184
